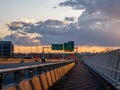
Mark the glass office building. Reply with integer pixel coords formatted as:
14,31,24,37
0,41,14,58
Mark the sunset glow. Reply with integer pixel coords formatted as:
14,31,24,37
1,0,120,53
14,45,119,53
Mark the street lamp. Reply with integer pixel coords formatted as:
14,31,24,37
36,37,38,53
11,29,12,58
17,31,20,58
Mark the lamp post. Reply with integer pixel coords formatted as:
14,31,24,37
11,30,12,58
35,37,39,61
42,47,45,58
30,34,32,54
18,32,21,58
75,47,78,59
36,37,38,54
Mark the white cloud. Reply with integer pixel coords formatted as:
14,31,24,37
59,0,120,19
6,0,120,46
20,18,37,23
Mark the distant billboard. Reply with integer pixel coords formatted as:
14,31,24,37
64,41,74,52
51,41,74,52
52,44,63,50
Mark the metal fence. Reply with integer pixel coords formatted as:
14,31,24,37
84,49,120,90
0,60,75,89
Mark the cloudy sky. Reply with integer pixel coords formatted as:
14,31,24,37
1,0,120,49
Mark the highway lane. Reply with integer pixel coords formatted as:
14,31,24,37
0,60,74,89
0,62,53,69
0,62,57,86
0,59,69,70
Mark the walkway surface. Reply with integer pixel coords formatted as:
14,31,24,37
49,62,116,90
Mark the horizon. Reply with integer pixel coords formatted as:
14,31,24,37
13,45,119,54
1,0,120,53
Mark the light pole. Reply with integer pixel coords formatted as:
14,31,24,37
42,47,45,58
17,31,20,58
29,34,33,58
36,37,39,54
30,34,32,54
11,29,12,58
75,47,78,59
31,45,32,54
35,37,39,61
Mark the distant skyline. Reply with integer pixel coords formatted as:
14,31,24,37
1,0,120,53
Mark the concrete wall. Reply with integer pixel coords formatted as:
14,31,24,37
4,62,75,90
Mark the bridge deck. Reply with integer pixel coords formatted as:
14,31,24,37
49,62,116,90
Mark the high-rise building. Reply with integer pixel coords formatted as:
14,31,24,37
0,41,14,58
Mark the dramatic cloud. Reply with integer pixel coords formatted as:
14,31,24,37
6,20,71,45
6,0,120,47
65,17,75,21
7,21,33,31
4,34,38,46
6,18,120,46
59,0,120,19
59,0,120,46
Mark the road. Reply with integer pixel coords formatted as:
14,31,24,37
0,62,54,69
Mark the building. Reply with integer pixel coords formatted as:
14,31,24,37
0,41,14,58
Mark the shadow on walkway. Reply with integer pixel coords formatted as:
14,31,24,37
49,61,116,90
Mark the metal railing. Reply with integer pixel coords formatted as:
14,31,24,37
84,49,120,90
0,60,74,89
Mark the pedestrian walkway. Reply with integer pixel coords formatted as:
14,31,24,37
49,61,116,90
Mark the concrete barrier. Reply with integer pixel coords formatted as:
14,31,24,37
3,61,75,90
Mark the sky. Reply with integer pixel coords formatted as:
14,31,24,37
1,0,120,53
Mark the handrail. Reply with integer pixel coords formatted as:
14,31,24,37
0,60,74,73
0,60,75,89
86,62,120,73
84,49,120,90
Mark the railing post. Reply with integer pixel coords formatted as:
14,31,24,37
47,65,52,71
42,66,47,73
14,71,21,83
0,73,3,89
116,51,120,82
37,67,42,75
112,51,118,79
28,68,35,78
